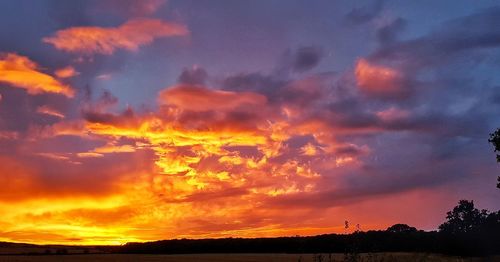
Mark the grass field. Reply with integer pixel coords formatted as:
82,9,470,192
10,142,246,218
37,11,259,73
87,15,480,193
0,253,498,262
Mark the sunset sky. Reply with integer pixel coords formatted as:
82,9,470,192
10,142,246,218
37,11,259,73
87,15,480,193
0,0,499,245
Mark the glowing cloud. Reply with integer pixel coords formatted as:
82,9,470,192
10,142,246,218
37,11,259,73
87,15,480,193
355,58,405,98
301,143,319,156
54,66,78,78
43,18,188,55
159,84,267,112
0,53,74,97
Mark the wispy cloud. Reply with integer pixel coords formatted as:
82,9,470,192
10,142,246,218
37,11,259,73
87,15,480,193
36,105,65,119
43,18,188,55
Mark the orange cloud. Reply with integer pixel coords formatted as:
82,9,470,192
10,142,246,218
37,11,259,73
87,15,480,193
76,152,104,158
43,18,188,55
301,143,319,156
35,152,71,161
159,84,267,112
0,53,74,97
355,58,405,98
75,143,136,159
94,144,135,154
54,66,78,78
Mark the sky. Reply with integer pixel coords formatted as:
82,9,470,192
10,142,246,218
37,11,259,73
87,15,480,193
0,0,499,245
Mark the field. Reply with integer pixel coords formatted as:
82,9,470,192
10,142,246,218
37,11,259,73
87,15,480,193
0,253,498,262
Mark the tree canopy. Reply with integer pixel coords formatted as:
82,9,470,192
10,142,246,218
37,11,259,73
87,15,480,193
386,224,417,233
438,200,487,234
488,128,500,188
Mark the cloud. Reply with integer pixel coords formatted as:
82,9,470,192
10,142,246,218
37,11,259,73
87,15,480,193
54,66,79,78
301,143,319,156
291,46,323,72
96,0,167,17
0,156,40,201
94,144,135,153
376,17,406,44
34,120,89,138
77,152,103,158
376,107,410,122
43,18,188,55
178,66,208,85
370,7,500,68
355,58,408,98
345,0,384,25
81,88,119,114
159,84,267,112
36,105,65,119
275,47,324,75
0,53,74,97
96,74,112,80
0,131,18,140
0,152,132,202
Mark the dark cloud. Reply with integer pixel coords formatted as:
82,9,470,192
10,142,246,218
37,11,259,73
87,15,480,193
291,46,323,72
334,144,366,156
222,73,283,94
275,46,324,75
491,88,500,105
345,0,384,25
222,70,334,110
376,18,407,45
178,66,208,85
371,7,500,68
94,0,167,17
98,90,118,107
47,0,92,27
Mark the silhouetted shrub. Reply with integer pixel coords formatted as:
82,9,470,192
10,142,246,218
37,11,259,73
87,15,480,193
386,224,417,233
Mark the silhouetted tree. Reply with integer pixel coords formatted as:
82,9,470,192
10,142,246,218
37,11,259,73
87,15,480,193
483,211,500,229
439,200,487,234
488,128,500,188
386,224,417,233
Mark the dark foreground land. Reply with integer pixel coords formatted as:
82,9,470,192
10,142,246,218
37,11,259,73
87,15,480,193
1,253,499,262
1,229,499,262
1,210,499,261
